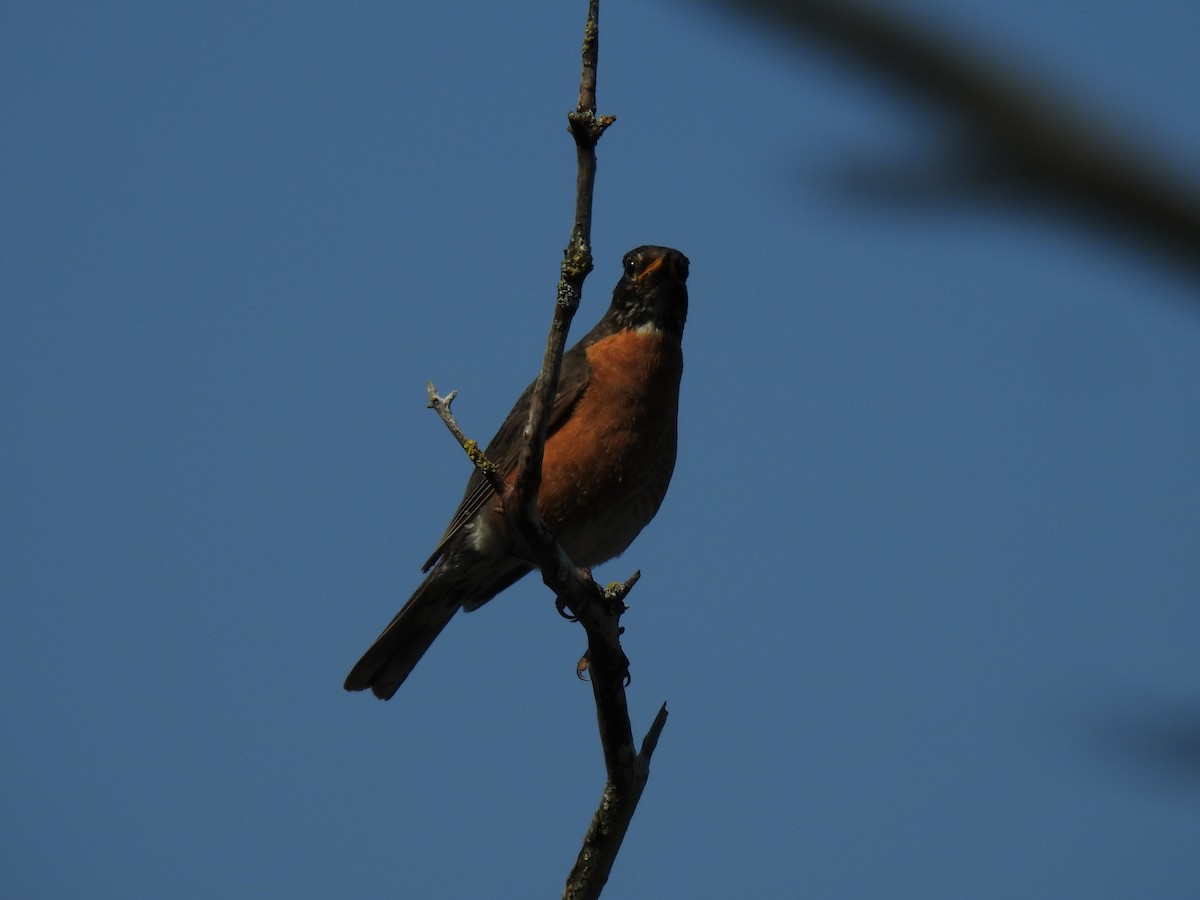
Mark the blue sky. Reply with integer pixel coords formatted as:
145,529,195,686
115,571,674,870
4,1,1200,897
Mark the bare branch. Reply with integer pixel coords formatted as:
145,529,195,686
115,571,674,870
418,1,663,896
380,6,665,895
519,3,668,898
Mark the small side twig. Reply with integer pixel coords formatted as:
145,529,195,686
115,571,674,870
426,381,506,498
639,702,669,761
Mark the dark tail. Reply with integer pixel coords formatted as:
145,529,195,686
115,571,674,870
343,573,461,700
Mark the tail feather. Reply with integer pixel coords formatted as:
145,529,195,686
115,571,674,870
344,560,532,700
344,574,460,700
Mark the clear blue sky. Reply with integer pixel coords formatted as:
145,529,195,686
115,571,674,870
4,1,1200,897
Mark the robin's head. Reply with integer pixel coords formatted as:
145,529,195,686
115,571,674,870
609,245,689,336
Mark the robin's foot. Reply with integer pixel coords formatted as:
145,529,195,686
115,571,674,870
555,595,578,621
554,567,598,620
575,643,631,685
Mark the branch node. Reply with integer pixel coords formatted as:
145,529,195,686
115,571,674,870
567,110,616,148
603,570,641,611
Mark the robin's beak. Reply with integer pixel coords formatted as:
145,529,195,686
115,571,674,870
636,254,666,281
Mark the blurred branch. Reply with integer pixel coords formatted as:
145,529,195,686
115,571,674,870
727,0,1200,274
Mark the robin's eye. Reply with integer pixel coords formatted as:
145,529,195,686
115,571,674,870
623,257,637,278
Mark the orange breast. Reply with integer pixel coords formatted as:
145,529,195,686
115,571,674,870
536,327,683,566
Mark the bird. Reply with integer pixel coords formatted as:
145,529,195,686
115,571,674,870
344,245,690,700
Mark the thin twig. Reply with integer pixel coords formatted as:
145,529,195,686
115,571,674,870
426,381,507,498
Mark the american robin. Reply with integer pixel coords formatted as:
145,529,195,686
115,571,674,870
344,245,689,700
